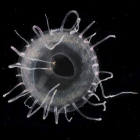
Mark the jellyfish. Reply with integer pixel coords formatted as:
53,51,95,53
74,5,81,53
3,10,138,124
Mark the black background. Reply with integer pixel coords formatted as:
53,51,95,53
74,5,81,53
0,0,140,138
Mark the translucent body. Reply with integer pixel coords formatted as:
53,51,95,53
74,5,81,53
3,10,137,124
20,29,98,112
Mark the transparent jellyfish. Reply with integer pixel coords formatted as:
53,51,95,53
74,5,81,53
3,10,138,124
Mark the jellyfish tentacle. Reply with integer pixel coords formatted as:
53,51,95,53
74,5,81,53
8,90,29,103
3,82,24,97
14,30,30,47
27,99,39,118
79,21,95,38
50,35,65,50
11,46,25,56
53,105,67,124
83,32,96,44
33,25,64,50
108,91,138,98
64,106,73,122
11,46,55,64
32,25,51,49
99,80,137,99
27,84,60,118
70,18,81,34
43,89,57,120
24,96,32,109
54,104,73,123
54,106,59,124
43,104,48,120
60,10,79,32
98,71,113,82
45,14,52,35
82,96,106,111
88,90,100,101
72,102,102,121
32,25,45,39
90,35,116,51
9,63,52,70
92,71,113,86
57,106,65,114
93,72,137,99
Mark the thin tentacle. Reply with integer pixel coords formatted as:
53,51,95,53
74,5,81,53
8,90,29,103
49,35,65,50
3,82,24,97
14,30,30,47
79,21,95,38
70,18,81,34
43,104,48,119
24,95,32,109
99,80,137,99
27,84,60,118
83,33,96,44
54,106,59,124
60,10,79,32
32,25,50,49
88,90,100,101
43,89,57,119
27,99,38,117
64,106,73,122
92,71,113,86
33,25,64,50
82,96,106,111
90,35,116,51
52,105,68,124
72,102,102,121
9,63,52,70
11,46,55,64
45,14,52,35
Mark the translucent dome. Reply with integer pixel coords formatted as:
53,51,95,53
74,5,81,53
3,10,137,124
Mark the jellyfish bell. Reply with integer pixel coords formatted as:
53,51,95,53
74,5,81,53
3,10,138,124
25,30,97,103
